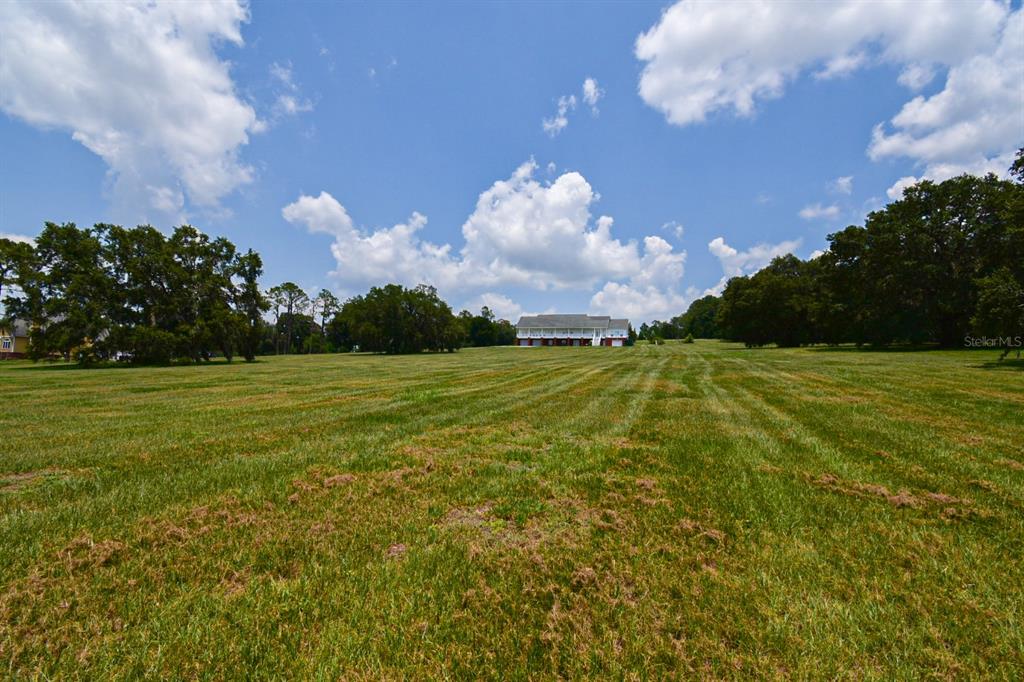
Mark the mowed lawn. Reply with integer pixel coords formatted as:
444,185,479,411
1,343,1022,679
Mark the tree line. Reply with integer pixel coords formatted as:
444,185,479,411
0,224,523,363
1,222,267,363
664,151,1023,355
267,285,517,355
14,154,1015,363
638,295,721,342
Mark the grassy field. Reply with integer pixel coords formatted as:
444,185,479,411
1,342,1022,679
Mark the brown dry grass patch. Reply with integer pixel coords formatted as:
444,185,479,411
805,472,981,519
440,497,628,560
677,518,726,545
995,458,1024,471
808,472,921,508
0,468,70,493
58,536,127,571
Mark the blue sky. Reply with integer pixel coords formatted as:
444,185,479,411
1,1,1021,322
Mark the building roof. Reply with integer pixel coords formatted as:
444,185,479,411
516,314,629,329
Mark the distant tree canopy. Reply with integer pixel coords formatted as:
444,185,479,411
676,295,721,339
637,300,719,342
264,283,493,355
267,282,309,355
458,306,516,347
713,155,1024,352
333,284,463,354
638,320,679,342
2,222,268,364
637,153,1023,355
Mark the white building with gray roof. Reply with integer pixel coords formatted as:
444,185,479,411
515,314,630,347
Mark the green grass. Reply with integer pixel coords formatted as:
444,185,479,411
1,342,1022,679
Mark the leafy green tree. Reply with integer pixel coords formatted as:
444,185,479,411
677,295,721,338
311,289,340,353
471,306,498,346
494,318,516,345
1011,147,1024,182
277,312,316,354
266,286,286,354
717,255,814,347
233,250,269,361
337,283,462,354
714,165,1022,350
972,268,1024,360
454,306,516,347
19,222,109,360
467,306,496,346
812,225,868,344
855,175,1017,346
269,282,309,354
0,238,34,311
1004,149,1024,287
164,225,241,361
6,222,267,365
325,312,353,352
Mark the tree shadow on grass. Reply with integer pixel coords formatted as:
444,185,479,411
801,344,1021,369
723,344,1022,367
805,344,944,353
721,344,944,353
976,357,1024,371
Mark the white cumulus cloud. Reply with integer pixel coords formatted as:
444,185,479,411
635,1,1020,194
661,220,684,239
897,63,936,91
798,203,841,220
542,95,577,137
582,77,604,113
590,235,688,322
886,176,920,200
269,60,313,118
705,236,802,294
590,281,687,324
815,52,867,81
283,161,690,323
458,161,644,289
461,293,523,321
831,176,854,195
542,77,606,135
282,193,460,292
0,233,36,246
635,0,1006,126
0,0,260,222
274,94,314,116
870,9,1022,185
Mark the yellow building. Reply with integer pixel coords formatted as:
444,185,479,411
0,319,29,359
